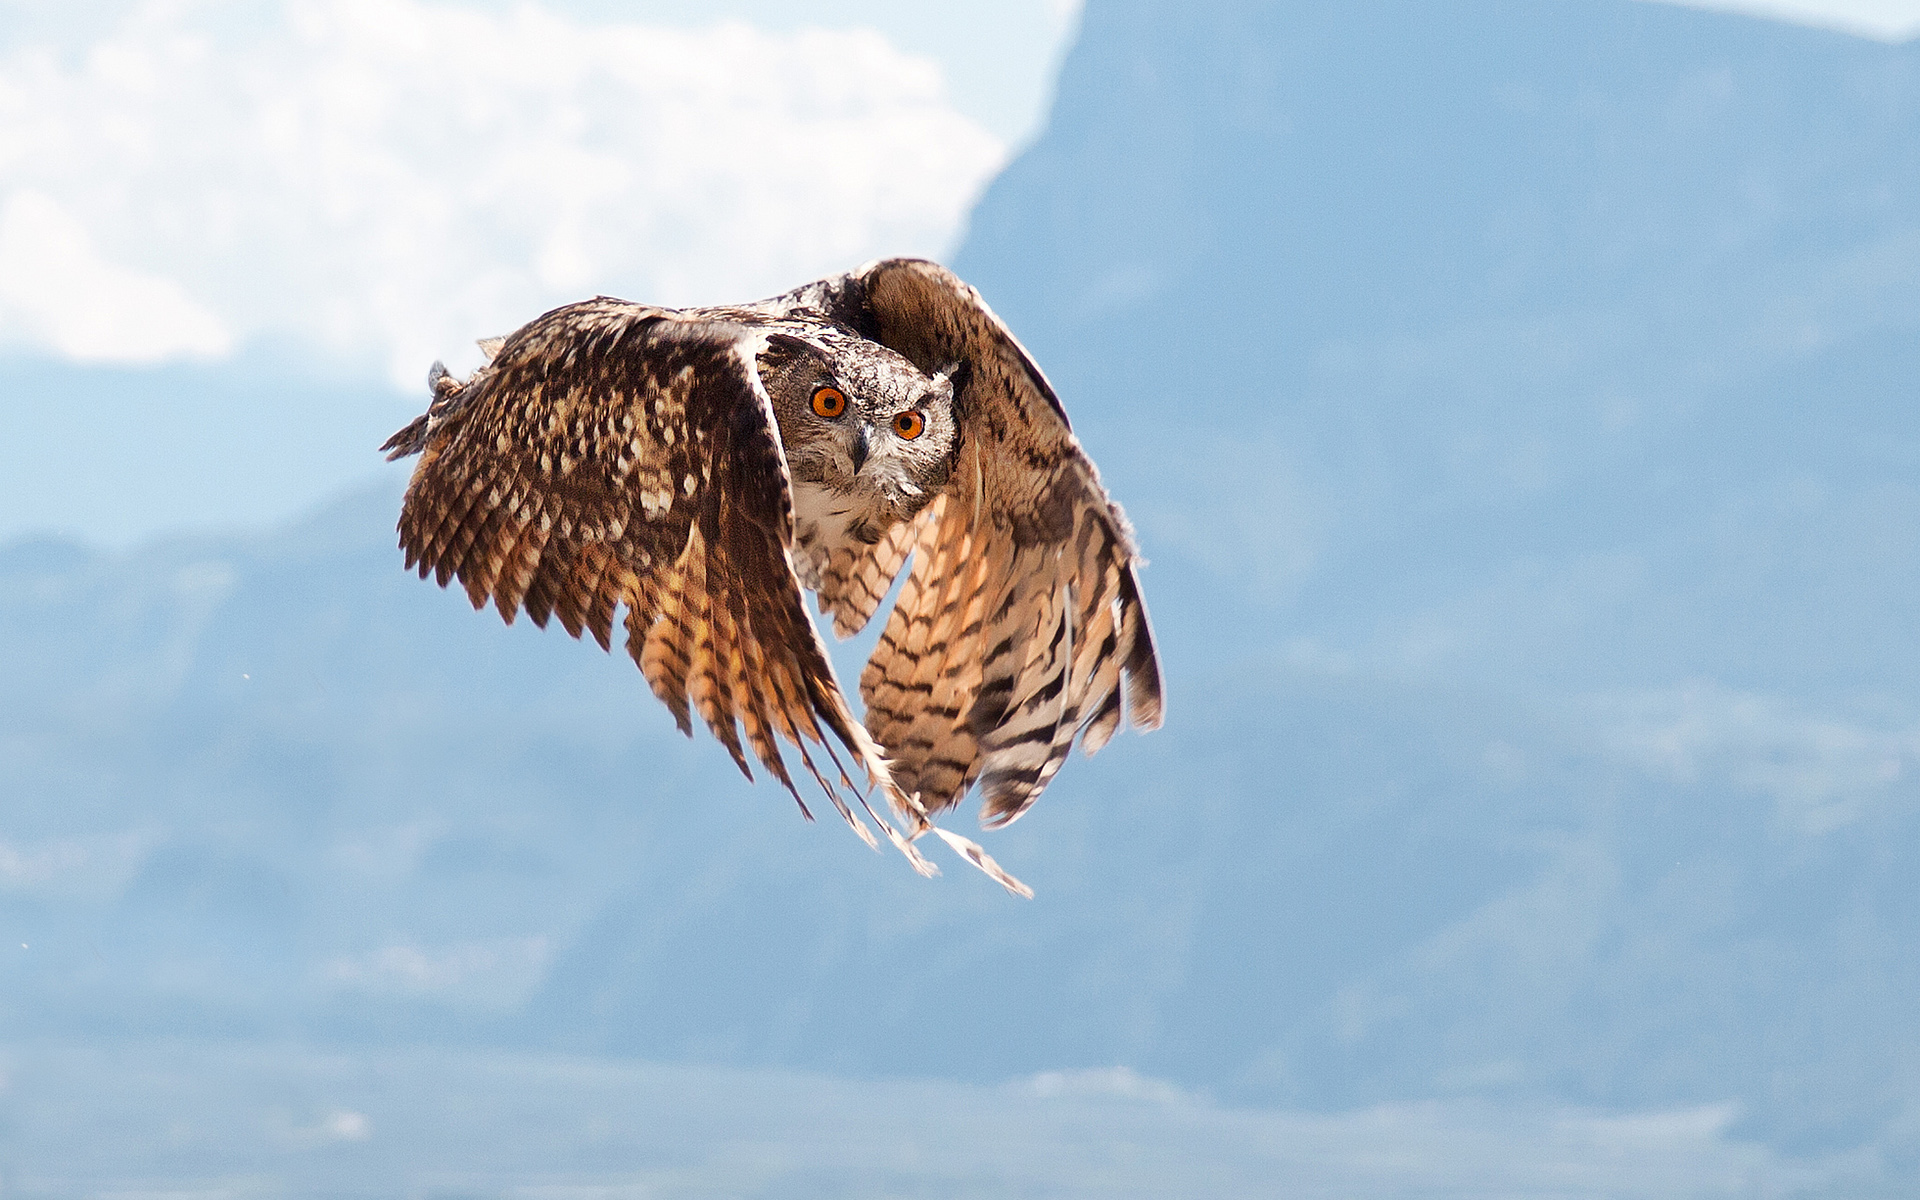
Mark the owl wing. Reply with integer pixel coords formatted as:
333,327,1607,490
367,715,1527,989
382,298,934,874
781,259,1165,828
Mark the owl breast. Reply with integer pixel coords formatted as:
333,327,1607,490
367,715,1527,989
789,479,896,592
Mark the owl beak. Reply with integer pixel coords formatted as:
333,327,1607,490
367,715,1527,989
850,424,874,473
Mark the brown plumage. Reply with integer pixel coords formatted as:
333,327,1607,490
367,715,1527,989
383,259,1163,895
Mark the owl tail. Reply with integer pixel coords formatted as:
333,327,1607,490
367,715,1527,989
851,789,939,879
898,794,1033,898
834,708,1030,895
927,826,1034,899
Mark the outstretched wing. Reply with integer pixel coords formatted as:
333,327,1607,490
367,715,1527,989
382,298,930,870
777,259,1165,827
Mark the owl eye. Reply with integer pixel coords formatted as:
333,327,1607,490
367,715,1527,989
893,411,925,440
811,386,846,418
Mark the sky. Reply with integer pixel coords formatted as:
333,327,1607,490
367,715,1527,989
0,0,1915,547
0,0,1060,390
1672,0,1920,36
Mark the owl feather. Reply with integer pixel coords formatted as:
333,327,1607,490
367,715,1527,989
384,260,1164,895
770,259,1165,827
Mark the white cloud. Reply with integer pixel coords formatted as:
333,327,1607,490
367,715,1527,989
0,0,1005,387
0,836,93,890
286,1108,373,1147
322,935,552,1005
1650,0,1920,39
1023,1066,1196,1105
0,191,232,363
1592,682,1920,833
0,829,156,897
270,1106,374,1148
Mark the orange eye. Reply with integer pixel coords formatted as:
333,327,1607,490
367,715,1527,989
811,386,846,418
893,411,925,440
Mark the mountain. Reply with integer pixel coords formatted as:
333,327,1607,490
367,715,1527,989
4,0,1918,1187
960,0,1920,696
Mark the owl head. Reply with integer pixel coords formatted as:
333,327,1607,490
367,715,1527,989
758,328,960,525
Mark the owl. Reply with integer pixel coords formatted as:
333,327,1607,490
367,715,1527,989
381,259,1162,895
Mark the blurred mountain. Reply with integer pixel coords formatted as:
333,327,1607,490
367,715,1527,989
4,0,1919,1184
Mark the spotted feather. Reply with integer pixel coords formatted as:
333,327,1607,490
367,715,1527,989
384,300,934,878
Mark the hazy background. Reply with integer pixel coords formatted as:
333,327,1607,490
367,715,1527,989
4,0,1920,1195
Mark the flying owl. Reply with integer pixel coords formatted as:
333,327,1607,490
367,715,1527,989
381,258,1162,895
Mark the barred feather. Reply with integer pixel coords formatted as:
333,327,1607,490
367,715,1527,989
388,259,1162,896
816,515,917,639
794,259,1165,828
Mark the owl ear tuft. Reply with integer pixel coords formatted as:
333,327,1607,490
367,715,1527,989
763,332,819,359
934,359,971,405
